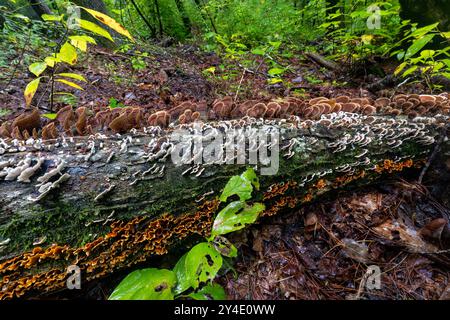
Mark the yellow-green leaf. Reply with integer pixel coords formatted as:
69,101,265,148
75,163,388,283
69,35,96,51
42,113,57,120
78,19,114,42
394,62,408,76
58,42,77,65
69,35,97,44
24,78,41,107
41,14,63,22
57,73,87,82
29,62,47,77
81,7,134,42
45,56,60,67
70,39,87,52
56,79,84,90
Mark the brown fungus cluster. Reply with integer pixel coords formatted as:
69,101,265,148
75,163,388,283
1,93,449,141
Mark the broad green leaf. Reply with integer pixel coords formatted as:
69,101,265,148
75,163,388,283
173,253,190,294
212,201,264,236
57,73,87,82
24,78,40,107
28,62,47,77
268,67,285,76
173,242,222,292
409,23,439,39
188,283,227,300
109,268,176,300
405,34,435,59
58,42,77,65
241,167,260,190
402,65,418,77
219,168,259,202
420,50,435,59
219,176,252,202
42,113,57,120
56,79,84,90
78,19,114,42
41,14,63,22
441,59,450,69
251,48,265,55
211,236,238,258
81,7,134,41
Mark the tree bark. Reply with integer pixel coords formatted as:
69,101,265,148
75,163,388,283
0,115,447,299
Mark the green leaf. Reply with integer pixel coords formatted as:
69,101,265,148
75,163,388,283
409,22,439,39
81,7,134,41
211,236,238,258
78,19,114,42
405,34,435,59
268,78,283,84
24,78,40,107
188,283,227,300
268,67,285,76
420,50,435,59
41,14,63,22
219,176,252,202
57,73,87,82
173,242,222,293
241,167,260,190
29,62,47,77
42,113,57,120
58,42,77,65
219,168,259,202
251,48,265,55
56,79,84,90
212,201,264,237
12,14,30,22
109,268,176,300
402,65,418,77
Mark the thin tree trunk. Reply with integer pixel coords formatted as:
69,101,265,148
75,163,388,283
154,0,163,37
129,0,156,38
174,0,191,35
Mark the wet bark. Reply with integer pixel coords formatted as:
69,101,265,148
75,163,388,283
0,115,447,299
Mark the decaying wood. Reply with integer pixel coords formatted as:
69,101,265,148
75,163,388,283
304,52,339,71
0,113,448,299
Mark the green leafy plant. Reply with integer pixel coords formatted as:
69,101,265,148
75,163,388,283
109,167,265,300
392,22,450,90
24,3,134,110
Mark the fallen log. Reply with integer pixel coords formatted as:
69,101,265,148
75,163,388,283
0,113,448,299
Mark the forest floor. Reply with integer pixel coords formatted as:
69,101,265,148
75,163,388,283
1,43,449,300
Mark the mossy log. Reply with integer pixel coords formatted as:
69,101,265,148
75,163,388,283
0,113,448,299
